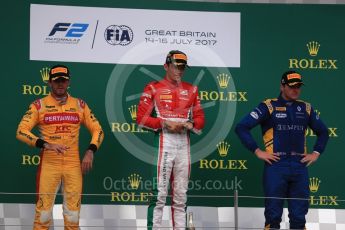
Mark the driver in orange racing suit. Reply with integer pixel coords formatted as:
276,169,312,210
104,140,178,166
16,65,104,230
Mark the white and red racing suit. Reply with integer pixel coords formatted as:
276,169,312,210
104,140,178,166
16,93,104,230
137,78,205,229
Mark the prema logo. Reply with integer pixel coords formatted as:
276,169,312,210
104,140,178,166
104,25,134,46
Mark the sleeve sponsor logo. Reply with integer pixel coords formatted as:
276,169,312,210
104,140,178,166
18,131,34,141
78,99,85,109
141,93,152,99
255,107,262,115
250,111,259,120
33,100,41,110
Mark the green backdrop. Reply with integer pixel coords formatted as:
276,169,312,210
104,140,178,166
1,0,344,209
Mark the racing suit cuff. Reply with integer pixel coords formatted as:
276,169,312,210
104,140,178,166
160,119,166,129
87,144,98,153
313,150,321,155
249,144,259,153
35,139,48,149
191,127,202,135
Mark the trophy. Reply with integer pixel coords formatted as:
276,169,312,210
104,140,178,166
187,212,195,230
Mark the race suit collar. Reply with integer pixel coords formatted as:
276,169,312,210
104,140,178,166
163,77,181,87
49,93,70,105
278,93,295,106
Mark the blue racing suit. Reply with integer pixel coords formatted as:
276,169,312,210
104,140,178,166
235,94,329,229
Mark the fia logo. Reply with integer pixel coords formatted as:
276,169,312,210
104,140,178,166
104,25,134,46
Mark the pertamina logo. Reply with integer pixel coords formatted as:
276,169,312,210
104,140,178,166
111,104,148,133
305,110,338,138
289,41,338,69
45,22,89,44
104,25,134,46
43,113,80,124
22,67,50,96
110,173,152,202
199,140,248,170
309,177,338,206
199,73,248,102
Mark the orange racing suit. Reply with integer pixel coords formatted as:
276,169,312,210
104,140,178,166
16,93,104,230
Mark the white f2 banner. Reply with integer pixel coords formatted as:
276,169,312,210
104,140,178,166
30,4,241,67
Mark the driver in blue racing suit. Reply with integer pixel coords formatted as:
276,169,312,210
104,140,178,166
235,70,329,230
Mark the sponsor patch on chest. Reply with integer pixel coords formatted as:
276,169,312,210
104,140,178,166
160,95,173,100
275,107,286,111
180,90,188,96
275,113,287,119
44,113,80,124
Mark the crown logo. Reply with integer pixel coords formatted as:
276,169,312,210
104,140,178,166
128,173,142,190
217,141,230,157
128,105,137,121
306,41,320,57
217,73,231,89
309,177,321,193
40,67,50,83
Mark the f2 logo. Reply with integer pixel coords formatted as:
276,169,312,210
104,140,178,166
48,23,89,38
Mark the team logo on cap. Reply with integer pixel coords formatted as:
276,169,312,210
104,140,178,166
172,53,187,61
287,73,301,80
51,67,68,75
